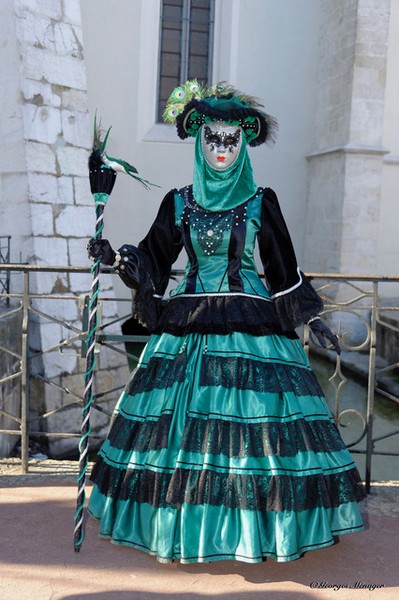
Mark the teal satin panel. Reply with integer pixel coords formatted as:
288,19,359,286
133,330,313,375
171,448,356,476
88,329,365,563
115,332,332,424
204,330,308,362
99,331,346,475
97,435,356,478
171,188,270,298
88,489,364,564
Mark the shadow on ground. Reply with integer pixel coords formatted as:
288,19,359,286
0,474,398,600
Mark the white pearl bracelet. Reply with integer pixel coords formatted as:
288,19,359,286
112,253,122,268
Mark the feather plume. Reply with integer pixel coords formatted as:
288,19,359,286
163,79,266,125
163,78,205,124
89,114,159,190
89,114,111,171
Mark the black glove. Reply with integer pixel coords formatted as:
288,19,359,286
87,238,116,265
308,317,341,355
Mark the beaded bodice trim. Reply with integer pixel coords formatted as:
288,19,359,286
180,185,263,256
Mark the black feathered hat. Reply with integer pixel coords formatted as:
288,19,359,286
163,80,277,147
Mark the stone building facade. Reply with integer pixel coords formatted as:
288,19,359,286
0,0,127,457
0,0,398,457
305,0,391,275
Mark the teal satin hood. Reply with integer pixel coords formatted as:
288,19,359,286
192,126,258,212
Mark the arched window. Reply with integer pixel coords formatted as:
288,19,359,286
157,0,215,122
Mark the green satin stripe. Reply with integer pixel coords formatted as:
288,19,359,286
113,395,331,426
112,332,332,424
139,331,310,367
173,449,356,476
88,489,363,563
96,444,174,472
115,376,333,418
114,378,189,418
204,332,309,364
135,333,190,364
116,408,172,422
115,401,334,425
97,439,355,477
116,383,331,423
186,408,333,423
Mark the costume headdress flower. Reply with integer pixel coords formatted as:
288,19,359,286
163,80,278,147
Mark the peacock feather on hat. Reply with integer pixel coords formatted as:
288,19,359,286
163,80,278,146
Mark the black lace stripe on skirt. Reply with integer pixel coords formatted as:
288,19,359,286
200,355,324,396
126,352,188,396
106,410,345,457
107,412,172,452
90,457,366,512
125,352,323,398
180,416,346,458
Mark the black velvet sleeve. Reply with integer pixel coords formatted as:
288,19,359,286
115,190,184,330
137,189,184,295
257,188,323,331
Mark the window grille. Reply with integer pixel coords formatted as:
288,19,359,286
157,0,215,122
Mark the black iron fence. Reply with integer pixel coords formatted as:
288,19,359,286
1,264,398,492
0,236,11,301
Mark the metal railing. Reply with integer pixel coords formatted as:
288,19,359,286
0,236,11,301
1,264,398,491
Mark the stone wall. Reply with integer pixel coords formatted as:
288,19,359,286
304,0,391,275
0,0,128,458
0,308,22,457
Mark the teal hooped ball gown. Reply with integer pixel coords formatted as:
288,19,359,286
88,84,365,563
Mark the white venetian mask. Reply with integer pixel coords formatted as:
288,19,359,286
201,122,242,170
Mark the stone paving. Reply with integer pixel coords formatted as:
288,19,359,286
0,458,398,600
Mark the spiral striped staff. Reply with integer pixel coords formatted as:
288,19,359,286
74,117,156,552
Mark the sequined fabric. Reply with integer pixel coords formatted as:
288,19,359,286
180,185,249,256
182,203,235,256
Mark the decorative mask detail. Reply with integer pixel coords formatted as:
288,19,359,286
201,122,242,170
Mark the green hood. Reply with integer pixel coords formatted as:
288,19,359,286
192,126,258,212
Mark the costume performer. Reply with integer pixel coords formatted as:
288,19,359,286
87,81,365,563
